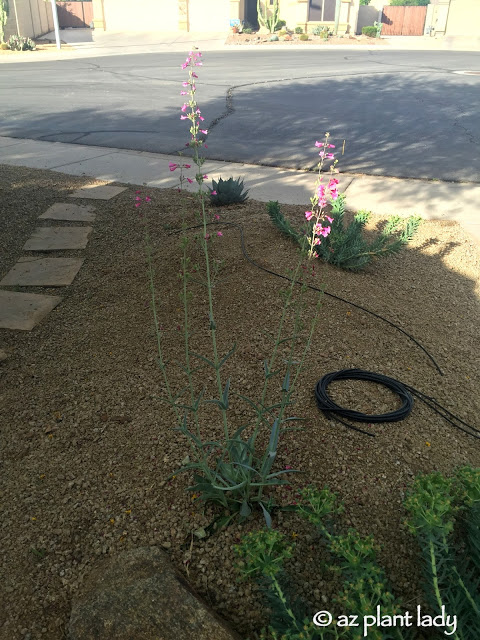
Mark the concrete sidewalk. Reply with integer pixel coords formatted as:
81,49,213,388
1,135,479,244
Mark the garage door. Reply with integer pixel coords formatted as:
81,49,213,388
188,0,229,31
103,0,178,32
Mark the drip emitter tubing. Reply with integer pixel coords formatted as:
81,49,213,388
315,369,480,440
172,221,442,374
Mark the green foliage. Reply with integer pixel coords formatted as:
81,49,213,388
209,176,249,206
243,27,253,34
237,486,410,640
299,34,309,41
405,467,480,640
360,0,371,4
267,196,422,271
257,0,280,33
390,0,430,5
7,34,36,51
294,26,303,34
374,21,383,37
362,26,378,37
0,0,9,44
275,19,286,31
0,41,7,49
312,26,330,39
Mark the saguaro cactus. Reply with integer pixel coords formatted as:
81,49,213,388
0,0,9,43
257,0,280,33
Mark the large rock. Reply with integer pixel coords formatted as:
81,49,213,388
68,547,241,640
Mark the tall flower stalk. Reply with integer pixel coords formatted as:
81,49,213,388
146,50,338,529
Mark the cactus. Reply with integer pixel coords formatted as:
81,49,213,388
0,0,9,44
257,0,280,34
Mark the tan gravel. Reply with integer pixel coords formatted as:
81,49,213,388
0,164,479,640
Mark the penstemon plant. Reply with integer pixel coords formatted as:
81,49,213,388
143,49,337,531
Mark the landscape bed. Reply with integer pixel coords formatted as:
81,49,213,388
0,164,479,638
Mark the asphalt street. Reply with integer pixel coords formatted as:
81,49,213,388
2,49,480,181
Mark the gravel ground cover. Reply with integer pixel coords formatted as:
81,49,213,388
0,164,479,639
225,33,388,46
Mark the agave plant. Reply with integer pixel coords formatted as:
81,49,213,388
210,176,249,206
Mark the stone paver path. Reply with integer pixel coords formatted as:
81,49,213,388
1,182,126,333
0,290,63,331
0,257,85,287
23,227,92,251
68,185,127,200
39,203,96,222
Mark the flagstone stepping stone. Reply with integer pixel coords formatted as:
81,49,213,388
68,184,127,200
0,257,84,287
0,290,62,331
23,227,92,251
39,203,96,222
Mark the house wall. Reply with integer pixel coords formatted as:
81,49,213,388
277,0,359,33
445,0,480,36
4,0,54,40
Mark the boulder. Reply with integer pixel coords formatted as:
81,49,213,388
257,26,270,35
68,547,241,640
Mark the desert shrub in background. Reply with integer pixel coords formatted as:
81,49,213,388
209,176,249,205
362,26,378,37
267,195,421,271
7,34,35,50
299,34,309,41
294,26,303,34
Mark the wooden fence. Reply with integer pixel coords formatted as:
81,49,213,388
382,6,427,36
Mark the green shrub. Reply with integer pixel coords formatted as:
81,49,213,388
362,25,377,37
294,26,303,34
299,34,309,41
360,0,371,4
267,196,421,271
0,41,8,50
275,18,286,30
209,176,249,206
391,0,430,5
243,27,253,34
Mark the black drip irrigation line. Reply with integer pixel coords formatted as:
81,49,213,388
172,221,442,375
315,369,480,440
168,223,480,439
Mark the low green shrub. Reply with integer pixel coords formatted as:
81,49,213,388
235,468,480,639
294,26,303,34
275,19,286,30
235,486,410,639
209,176,249,206
299,34,309,41
267,196,421,271
0,42,8,50
405,467,480,640
362,25,378,37
243,27,253,34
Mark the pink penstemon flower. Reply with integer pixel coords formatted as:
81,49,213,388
306,132,339,260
